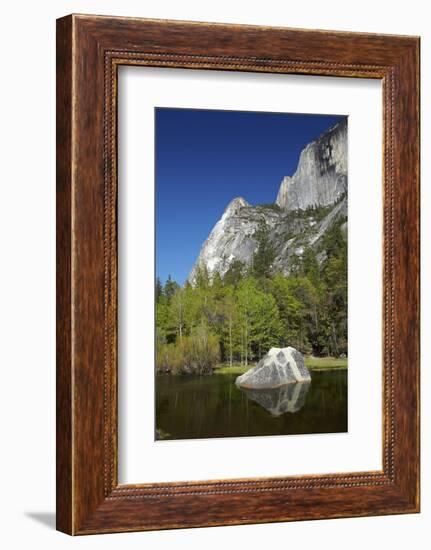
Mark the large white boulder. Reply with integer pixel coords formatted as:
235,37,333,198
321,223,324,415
235,347,311,389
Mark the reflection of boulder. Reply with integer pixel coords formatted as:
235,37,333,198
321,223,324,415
236,347,311,389
241,382,311,416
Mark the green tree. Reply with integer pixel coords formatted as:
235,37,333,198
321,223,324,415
155,277,163,303
321,254,347,355
251,220,276,279
213,284,238,366
223,259,245,286
155,216,348,371
164,275,179,301
236,277,281,364
268,274,302,347
319,220,348,355
194,263,210,290
300,246,321,286
170,288,186,342
155,297,170,344
285,276,320,354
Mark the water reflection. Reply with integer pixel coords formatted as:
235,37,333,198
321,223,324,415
239,381,311,416
156,371,346,440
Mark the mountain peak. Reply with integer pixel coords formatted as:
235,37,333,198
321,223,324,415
188,120,347,283
223,197,250,217
275,119,347,211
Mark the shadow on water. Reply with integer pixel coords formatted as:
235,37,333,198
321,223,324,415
240,381,310,416
155,370,347,440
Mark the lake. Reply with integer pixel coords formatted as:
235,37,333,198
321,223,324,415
155,369,347,440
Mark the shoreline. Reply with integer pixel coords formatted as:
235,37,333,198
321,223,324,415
214,357,347,375
156,357,348,376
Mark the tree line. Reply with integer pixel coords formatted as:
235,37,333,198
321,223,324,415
156,220,347,375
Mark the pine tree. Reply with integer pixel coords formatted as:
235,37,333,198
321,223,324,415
223,259,245,286
251,219,276,279
195,263,210,289
164,274,179,301
155,277,163,303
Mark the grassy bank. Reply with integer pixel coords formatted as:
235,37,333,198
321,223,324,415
305,356,347,370
214,356,347,375
214,364,248,375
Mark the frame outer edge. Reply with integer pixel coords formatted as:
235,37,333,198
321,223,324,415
56,14,74,535
392,38,420,510
56,14,421,535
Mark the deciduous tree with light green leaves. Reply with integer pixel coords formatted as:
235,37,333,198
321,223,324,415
236,277,281,365
155,217,347,373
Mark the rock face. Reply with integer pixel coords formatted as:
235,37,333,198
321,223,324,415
188,119,347,283
240,381,310,416
276,119,347,211
235,347,311,389
188,197,253,283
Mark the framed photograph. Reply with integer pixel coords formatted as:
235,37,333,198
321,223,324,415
56,14,420,534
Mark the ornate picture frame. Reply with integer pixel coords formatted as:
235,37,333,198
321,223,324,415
56,14,420,534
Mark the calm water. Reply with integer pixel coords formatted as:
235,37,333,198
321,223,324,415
155,370,347,440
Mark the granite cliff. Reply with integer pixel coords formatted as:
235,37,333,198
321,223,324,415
189,119,347,283
276,118,347,210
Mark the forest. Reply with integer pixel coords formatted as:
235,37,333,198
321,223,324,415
155,220,347,375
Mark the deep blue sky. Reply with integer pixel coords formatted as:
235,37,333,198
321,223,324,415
155,108,345,285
